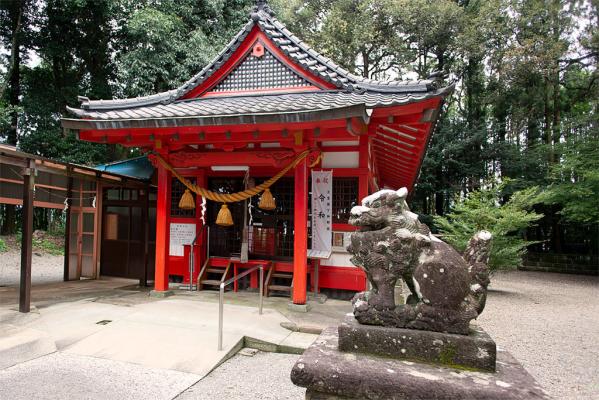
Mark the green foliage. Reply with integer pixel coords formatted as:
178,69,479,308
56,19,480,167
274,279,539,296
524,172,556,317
434,184,543,271
34,237,64,256
0,0,596,254
14,231,64,255
0,237,7,252
536,136,599,224
116,0,252,96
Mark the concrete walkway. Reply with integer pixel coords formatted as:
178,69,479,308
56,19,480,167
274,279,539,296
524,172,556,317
0,352,200,400
0,278,328,399
1,295,313,377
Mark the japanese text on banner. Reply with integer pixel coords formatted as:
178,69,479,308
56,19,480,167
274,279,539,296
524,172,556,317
311,170,332,253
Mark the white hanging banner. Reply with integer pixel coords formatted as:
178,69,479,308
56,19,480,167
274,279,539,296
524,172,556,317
311,170,333,254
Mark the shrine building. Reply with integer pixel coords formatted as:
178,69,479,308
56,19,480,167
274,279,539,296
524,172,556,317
61,0,452,306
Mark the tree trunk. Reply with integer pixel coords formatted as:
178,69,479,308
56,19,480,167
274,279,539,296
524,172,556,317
543,77,554,163
435,190,444,216
1,0,24,235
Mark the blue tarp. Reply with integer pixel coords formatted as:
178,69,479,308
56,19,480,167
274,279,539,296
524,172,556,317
95,156,154,181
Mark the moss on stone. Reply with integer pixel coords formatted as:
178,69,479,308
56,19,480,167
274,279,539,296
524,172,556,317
438,344,457,365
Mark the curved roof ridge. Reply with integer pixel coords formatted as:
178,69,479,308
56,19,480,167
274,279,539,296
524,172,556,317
76,5,444,112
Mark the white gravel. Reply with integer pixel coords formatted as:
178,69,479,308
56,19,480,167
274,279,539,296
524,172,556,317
177,351,304,400
0,250,64,286
0,352,200,400
478,271,599,400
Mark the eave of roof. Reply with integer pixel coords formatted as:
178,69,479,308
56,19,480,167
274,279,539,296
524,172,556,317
62,88,452,131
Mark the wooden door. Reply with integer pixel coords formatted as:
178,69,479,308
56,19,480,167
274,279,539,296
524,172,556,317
66,179,99,280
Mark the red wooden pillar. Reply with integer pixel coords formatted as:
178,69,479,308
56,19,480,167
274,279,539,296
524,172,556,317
292,157,308,304
154,159,171,292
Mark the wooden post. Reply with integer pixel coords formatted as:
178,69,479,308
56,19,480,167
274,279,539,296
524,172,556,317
19,160,35,313
292,157,308,305
93,180,102,279
141,184,150,287
153,161,170,292
63,175,73,281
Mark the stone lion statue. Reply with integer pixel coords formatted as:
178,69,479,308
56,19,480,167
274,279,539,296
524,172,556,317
347,188,492,335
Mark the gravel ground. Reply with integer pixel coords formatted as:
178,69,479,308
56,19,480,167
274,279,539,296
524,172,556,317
0,250,64,286
478,271,599,400
0,352,200,400
179,271,598,400
177,351,304,400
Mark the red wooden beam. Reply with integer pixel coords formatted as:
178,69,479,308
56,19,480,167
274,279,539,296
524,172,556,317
370,144,421,166
373,135,421,156
153,158,171,293
292,157,308,305
168,149,296,168
375,130,420,150
77,120,355,147
374,155,418,176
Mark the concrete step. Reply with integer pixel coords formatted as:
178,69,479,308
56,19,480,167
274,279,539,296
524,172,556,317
202,279,222,286
0,324,57,370
268,285,292,292
272,273,293,279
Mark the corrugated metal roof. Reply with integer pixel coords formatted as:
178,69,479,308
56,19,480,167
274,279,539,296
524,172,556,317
95,156,154,181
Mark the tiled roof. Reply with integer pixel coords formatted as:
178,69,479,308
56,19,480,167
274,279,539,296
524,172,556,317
70,1,446,114
66,89,450,121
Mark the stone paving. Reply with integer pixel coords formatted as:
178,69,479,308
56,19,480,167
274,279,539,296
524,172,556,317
177,351,304,400
0,352,199,400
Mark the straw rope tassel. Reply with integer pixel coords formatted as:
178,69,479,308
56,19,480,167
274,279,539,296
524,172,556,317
216,204,234,227
258,188,276,210
179,189,195,210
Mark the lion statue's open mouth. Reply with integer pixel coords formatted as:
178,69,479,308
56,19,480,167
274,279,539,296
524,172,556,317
346,188,492,335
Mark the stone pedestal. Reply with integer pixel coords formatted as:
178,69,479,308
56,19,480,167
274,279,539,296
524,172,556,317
338,315,496,371
291,327,550,400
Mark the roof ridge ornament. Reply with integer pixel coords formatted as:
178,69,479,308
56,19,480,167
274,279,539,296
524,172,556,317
251,0,274,20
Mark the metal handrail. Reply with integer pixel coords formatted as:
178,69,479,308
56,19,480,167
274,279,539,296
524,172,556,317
218,263,266,351
186,224,209,291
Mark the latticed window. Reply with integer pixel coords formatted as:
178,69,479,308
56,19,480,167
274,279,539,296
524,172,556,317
332,178,359,223
212,49,311,92
171,178,196,218
248,178,294,260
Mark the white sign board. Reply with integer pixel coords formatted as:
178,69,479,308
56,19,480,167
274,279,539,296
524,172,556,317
311,170,332,254
169,223,196,256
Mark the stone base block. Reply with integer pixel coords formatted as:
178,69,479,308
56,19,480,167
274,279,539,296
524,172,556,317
291,327,550,400
149,290,174,298
338,315,496,371
288,302,312,313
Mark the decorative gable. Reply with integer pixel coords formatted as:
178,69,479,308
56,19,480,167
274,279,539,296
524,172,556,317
209,46,312,94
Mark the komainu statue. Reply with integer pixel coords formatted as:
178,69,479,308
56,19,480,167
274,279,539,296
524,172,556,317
347,188,493,335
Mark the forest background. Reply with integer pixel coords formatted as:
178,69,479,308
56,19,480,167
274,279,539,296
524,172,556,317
0,0,597,266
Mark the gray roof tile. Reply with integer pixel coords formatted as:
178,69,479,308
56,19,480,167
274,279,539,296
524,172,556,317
67,89,451,121
70,1,447,115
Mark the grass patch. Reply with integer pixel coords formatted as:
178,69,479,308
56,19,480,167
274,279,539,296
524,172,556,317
34,237,64,255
